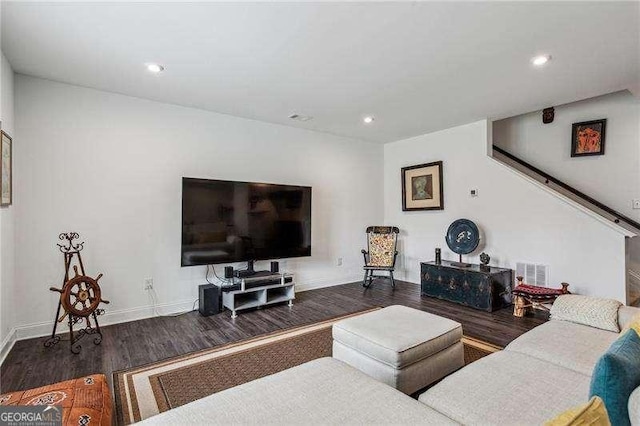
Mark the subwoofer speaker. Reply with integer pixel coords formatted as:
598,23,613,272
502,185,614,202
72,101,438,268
198,284,220,317
270,261,279,273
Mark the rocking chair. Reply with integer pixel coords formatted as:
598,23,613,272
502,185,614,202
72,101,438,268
361,226,399,288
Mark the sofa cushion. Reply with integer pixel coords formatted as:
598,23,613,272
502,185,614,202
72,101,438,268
419,351,591,425
618,306,640,330
506,320,617,376
629,386,640,426
550,295,621,332
138,357,458,425
621,312,640,336
590,330,640,426
332,305,462,368
544,396,610,426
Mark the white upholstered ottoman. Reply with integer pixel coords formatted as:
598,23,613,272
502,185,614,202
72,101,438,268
332,305,464,394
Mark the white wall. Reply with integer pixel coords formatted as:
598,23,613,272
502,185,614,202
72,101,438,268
13,75,383,339
6,74,634,352
493,91,640,222
0,51,16,356
384,120,628,302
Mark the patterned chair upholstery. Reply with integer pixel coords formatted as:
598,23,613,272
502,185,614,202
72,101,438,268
361,226,399,288
0,374,112,426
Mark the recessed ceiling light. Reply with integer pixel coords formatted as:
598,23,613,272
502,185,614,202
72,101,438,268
363,116,375,124
146,63,164,73
531,55,551,67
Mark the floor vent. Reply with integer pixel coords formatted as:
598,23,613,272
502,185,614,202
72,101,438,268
515,262,549,287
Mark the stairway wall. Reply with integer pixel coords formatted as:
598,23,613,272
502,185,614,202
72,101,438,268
493,90,640,222
384,120,628,302
493,90,640,303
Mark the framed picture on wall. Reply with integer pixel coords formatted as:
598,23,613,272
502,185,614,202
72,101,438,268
401,161,444,211
1,130,12,207
571,119,606,157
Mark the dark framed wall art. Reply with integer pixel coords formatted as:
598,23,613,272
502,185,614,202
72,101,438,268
571,119,606,157
401,161,443,211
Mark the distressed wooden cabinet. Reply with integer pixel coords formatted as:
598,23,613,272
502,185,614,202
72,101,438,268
420,261,513,312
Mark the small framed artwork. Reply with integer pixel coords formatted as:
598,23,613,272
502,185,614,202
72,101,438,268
401,161,443,211
1,130,12,207
571,119,606,157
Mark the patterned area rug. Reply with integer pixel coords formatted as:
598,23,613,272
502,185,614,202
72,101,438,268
114,308,501,424
461,335,502,363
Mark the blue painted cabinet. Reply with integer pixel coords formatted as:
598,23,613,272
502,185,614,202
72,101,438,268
420,261,513,312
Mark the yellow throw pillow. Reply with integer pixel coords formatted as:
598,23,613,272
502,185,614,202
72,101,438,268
544,396,610,426
621,313,640,337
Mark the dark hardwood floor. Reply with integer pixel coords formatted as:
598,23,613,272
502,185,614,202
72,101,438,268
0,280,547,393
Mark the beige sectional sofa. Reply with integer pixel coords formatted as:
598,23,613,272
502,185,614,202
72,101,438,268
419,305,640,424
141,305,640,425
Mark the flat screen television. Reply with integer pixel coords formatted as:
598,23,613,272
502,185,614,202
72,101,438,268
181,177,312,267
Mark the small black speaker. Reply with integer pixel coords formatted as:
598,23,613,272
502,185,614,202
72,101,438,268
270,261,279,273
199,284,220,317
224,266,234,279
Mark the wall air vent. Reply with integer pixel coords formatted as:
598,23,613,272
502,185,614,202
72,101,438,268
288,113,313,122
515,262,549,287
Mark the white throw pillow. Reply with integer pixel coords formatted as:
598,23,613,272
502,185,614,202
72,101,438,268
550,295,622,332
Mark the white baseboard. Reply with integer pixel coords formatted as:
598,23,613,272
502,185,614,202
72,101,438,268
0,275,360,366
0,328,17,367
296,274,363,292
0,299,196,367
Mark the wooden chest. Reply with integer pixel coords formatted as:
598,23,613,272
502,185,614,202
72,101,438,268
420,261,513,312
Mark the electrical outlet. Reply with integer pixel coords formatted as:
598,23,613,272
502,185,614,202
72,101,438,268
633,199,640,210
337,257,343,266
143,278,154,291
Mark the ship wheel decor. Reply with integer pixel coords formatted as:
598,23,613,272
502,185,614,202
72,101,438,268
44,233,109,354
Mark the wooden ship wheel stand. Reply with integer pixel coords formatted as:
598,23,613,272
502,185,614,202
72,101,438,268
44,233,109,354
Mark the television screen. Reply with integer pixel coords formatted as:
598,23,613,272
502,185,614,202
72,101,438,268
181,178,312,267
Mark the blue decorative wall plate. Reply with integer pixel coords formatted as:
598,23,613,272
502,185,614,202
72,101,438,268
445,219,480,255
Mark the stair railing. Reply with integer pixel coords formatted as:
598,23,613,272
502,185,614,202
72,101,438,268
492,145,640,232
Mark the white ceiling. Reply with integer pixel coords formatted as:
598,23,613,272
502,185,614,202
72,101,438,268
2,2,639,143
